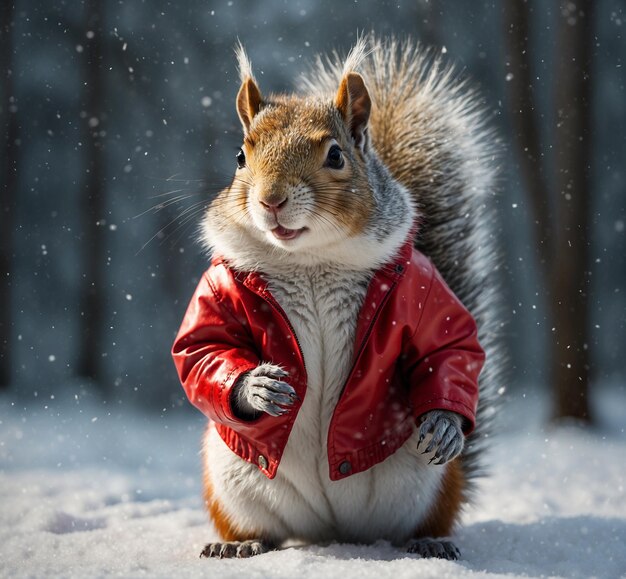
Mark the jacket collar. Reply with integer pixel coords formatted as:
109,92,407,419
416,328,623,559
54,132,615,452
217,237,415,365
213,235,415,293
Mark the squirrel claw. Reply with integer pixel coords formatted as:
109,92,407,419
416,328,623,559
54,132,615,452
200,540,274,559
407,538,461,560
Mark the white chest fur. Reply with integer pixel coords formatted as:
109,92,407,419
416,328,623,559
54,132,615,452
205,264,445,545
269,266,370,460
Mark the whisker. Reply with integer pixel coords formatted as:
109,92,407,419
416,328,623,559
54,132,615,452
160,207,208,247
133,194,199,219
141,186,205,210
207,195,244,209
136,200,209,255
231,176,254,188
169,200,209,222
220,205,251,224
308,208,344,237
312,201,350,214
147,188,187,199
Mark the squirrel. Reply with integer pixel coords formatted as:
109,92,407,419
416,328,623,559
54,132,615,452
172,35,502,561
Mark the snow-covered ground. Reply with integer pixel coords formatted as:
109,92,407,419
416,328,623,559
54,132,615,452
1,387,625,579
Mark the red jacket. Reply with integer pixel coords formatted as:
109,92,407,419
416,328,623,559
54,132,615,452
172,241,484,481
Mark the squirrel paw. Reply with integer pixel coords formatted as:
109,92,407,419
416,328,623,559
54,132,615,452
417,410,464,465
199,539,273,559
233,363,298,418
406,537,461,560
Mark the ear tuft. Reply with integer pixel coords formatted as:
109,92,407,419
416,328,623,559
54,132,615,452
335,72,371,152
234,43,263,134
235,41,255,84
341,34,370,77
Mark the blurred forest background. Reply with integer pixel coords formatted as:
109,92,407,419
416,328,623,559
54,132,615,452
1,0,624,419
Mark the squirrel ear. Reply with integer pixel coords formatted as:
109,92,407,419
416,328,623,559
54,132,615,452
236,77,263,134
335,72,371,152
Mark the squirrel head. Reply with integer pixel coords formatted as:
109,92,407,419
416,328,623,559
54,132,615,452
233,54,374,249
202,41,415,271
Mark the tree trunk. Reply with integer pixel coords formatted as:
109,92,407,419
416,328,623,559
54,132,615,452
550,0,594,422
0,1,17,389
76,0,107,384
504,0,594,422
503,0,552,275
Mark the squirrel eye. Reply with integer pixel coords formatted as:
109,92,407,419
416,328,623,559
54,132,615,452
236,148,246,169
326,144,344,169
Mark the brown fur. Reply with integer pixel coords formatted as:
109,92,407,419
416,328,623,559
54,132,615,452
366,73,443,203
227,77,375,238
414,459,466,538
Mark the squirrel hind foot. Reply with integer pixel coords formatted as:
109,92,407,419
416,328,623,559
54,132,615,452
406,537,461,560
199,539,275,559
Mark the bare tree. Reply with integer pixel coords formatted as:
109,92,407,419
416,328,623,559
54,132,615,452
505,0,594,422
551,0,594,421
76,0,107,385
0,1,17,389
503,0,552,273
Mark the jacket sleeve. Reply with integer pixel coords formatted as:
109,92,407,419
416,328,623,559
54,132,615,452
402,267,485,434
171,270,260,425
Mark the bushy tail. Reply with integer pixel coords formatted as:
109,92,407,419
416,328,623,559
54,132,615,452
301,34,505,495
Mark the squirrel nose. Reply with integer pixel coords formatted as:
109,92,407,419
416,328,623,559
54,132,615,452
259,196,287,211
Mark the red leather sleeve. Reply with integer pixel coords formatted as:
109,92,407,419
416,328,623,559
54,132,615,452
171,271,260,425
403,267,485,434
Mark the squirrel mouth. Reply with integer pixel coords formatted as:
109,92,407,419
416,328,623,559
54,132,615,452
271,225,306,241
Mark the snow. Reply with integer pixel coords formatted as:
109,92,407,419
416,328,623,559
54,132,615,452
1,388,625,578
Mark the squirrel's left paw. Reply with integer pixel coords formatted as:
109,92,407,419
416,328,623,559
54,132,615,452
417,410,464,465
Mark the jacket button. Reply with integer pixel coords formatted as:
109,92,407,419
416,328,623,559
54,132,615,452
339,461,352,475
257,455,268,470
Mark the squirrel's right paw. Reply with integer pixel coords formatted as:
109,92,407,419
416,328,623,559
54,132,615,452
417,410,465,465
232,363,298,418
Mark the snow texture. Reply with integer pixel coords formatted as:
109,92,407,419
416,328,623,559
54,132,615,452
1,387,625,579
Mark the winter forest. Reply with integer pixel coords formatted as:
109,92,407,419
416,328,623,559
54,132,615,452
1,1,625,578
